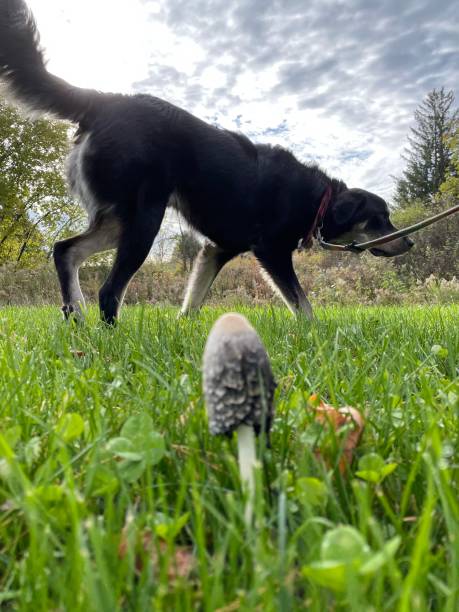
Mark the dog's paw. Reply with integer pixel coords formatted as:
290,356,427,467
61,304,85,324
177,307,202,320
98,291,120,327
100,314,118,327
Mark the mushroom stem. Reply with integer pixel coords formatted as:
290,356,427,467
237,424,257,525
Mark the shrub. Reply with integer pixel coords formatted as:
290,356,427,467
1,250,457,308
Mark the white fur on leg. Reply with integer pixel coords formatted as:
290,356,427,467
259,266,313,320
297,292,314,319
180,244,221,314
66,267,86,315
258,266,295,314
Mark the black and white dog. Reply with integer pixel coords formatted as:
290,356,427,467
0,0,413,323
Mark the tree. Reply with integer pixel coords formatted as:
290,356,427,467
394,88,458,207
171,230,201,272
0,97,83,266
439,118,459,201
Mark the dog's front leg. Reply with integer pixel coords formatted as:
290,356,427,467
98,195,167,325
255,250,313,319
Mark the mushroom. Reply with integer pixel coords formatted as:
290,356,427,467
202,313,276,524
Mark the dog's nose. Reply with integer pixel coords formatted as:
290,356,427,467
405,237,414,249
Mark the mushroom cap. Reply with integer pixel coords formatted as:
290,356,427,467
203,313,276,436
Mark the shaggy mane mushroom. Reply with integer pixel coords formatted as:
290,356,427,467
203,313,276,523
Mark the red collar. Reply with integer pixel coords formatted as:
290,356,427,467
299,185,333,250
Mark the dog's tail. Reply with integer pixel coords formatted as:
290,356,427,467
0,0,98,123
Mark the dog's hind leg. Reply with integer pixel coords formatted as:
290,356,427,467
180,242,235,315
53,214,121,320
255,251,313,319
98,191,168,324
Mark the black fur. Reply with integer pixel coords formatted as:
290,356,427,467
0,0,413,322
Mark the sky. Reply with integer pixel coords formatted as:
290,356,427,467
27,0,459,202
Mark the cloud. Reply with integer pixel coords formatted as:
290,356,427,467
132,0,458,199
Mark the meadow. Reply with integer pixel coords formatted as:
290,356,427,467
0,304,458,611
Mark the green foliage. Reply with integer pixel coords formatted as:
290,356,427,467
171,230,201,271
0,304,457,609
153,512,190,540
0,97,82,266
394,88,458,208
303,526,400,594
439,119,459,200
355,453,398,484
106,414,166,482
56,413,85,442
392,197,459,281
295,476,328,509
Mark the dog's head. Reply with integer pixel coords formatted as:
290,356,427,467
324,188,413,257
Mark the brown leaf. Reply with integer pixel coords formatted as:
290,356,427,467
311,399,365,474
118,525,130,560
164,544,195,581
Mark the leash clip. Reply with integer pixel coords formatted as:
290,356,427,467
344,241,365,253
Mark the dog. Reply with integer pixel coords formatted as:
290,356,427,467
0,0,413,323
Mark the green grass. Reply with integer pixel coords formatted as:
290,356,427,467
0,305,458,611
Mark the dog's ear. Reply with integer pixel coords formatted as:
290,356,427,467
332,189,366,225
